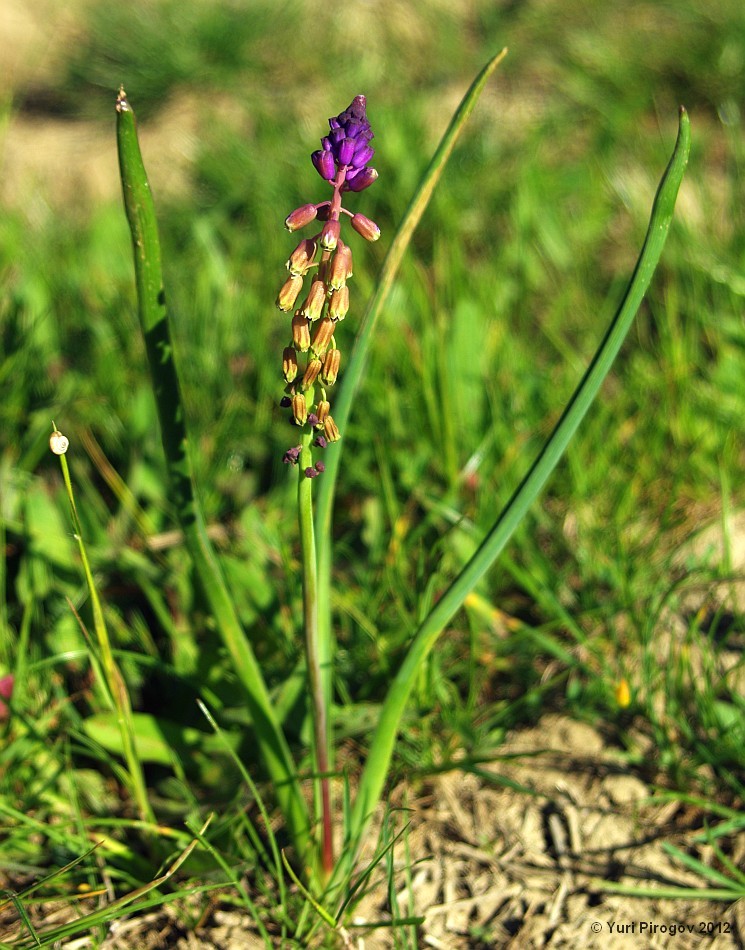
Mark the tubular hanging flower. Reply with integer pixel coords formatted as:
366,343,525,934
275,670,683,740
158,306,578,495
277,95,381,474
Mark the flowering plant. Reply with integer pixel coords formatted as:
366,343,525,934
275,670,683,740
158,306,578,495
109,49,688,931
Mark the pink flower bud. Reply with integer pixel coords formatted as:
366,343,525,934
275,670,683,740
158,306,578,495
321,348,341,386
285,203,319,232
301,279,327,322
292,312,311,352
328,286,349,320
292,393,308,426
282,346,298,383
0,674,13,721
351,213,381,242
320,219,341,251
311,318,335,357
287,238,317,277
327,242,353,290
323,415,341,442
276,274,303,311
316,400,330,425
302,358,323,389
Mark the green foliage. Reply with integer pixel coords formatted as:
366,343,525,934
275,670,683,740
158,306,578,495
1,0,743,943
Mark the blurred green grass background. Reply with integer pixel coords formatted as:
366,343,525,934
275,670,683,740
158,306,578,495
1,0,744,881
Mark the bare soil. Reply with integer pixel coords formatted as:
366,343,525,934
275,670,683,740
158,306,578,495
36,714,739,949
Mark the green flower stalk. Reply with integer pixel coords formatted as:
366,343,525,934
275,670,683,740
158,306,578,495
278,96,380,878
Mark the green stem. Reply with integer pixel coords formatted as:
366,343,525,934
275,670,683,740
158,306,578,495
115,89,311,865
298,431,333,877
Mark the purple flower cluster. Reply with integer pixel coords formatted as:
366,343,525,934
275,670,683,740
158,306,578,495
311,95,378,192
278,95,381,477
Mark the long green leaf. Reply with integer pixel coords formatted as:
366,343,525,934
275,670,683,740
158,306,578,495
337,106,691,885
313,47,509,719
115,89,311,863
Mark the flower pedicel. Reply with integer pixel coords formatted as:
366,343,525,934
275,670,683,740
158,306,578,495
277,95,380,473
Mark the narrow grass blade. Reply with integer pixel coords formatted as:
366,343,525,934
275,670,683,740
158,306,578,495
196,699,289,917
313,46,508,717
339,107,691,879
186,819,274,943
115,90,310,863
281,851,336,928
662,841,745,889
6,822,212,948
0,891,41,947
594,881,742,901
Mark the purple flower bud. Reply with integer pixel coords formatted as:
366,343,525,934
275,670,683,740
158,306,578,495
312,149,336,181
345,119,362,139
304,466,319,479
314,435,328,448
351,142,374,169
315,461,326,473
338,137,356,166
280,395,292,408
315,95,377,187
348,95,367,120
343,167,378,193
307,413,319,427
283,446,301,465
